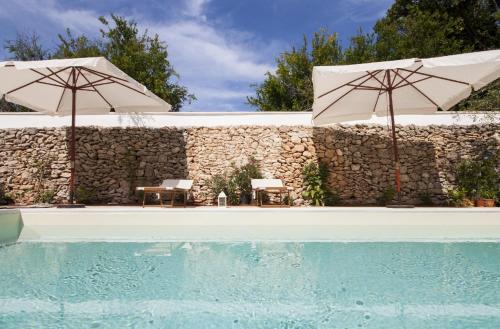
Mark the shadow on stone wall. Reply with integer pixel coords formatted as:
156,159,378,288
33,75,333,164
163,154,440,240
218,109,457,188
312,125,444,205
70,127,187,204
432,124,500,193
2,123,491,206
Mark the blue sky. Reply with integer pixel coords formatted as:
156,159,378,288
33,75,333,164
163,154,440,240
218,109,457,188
0,0,393,111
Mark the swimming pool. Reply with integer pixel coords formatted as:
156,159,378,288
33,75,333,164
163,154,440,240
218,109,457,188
0,241,499,328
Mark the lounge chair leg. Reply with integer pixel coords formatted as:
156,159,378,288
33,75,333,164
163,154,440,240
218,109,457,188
142,192,146,208
171,191,175,207
184,192,187,208
159,192,163,208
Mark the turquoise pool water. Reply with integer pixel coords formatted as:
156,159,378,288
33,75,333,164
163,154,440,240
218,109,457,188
0,242,499,328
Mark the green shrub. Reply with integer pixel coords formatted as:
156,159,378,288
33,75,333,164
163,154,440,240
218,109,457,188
456,155,499,200
208,174,226,196
2,193,14,204
0,184,14,205
302,161,332,206
325,190,342,206
479,189,498,200
76,186,96,204
207,173,238,205
226,178,238,205
208,158,263,206
136,190,145,201
447,188,473,207
232,158,263,203
35,190,56,204
283,194,295,206
418,191,434,206
376,187,396,206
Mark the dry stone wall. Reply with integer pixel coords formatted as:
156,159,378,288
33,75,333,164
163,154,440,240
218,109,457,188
0,128,71,203
314,124,498,204
0,124,498,205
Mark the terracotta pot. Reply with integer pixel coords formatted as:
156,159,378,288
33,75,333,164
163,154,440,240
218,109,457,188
475,199,496,207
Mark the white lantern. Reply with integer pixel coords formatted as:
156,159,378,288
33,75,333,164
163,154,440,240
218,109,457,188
218,191,227,207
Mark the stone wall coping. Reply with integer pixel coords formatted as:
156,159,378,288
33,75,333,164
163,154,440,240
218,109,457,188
0,111,498,128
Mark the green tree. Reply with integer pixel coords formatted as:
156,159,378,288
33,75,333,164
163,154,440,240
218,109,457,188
379,0,499,52
1,31,49,112
373,0,499,111
4,31,49,61
56,15,194,111
55,29,103,58
374,7,467,60
250,0,499,112
247,29,342,111
343,29,376,64
453,78,500,112
2,15,194,112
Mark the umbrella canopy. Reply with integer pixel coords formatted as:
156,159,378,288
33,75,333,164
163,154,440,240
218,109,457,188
311,50,500,201
0,57,172,204
0,57,171,114
312,50,500,124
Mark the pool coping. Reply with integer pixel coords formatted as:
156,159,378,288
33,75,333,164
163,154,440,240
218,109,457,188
12,207,500,242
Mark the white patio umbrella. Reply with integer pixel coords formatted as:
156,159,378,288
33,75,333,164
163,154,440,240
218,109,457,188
312,50,500,200
0,57,171,204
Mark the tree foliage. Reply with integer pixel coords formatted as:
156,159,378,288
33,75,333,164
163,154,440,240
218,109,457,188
4,31,48,61
247,30,342,112
343,30,376,65
56,15,195,112
375,0,499,112
250,0,499,112
380,0,499,52
0,32,49,111
453,78,500,112
456,153,499,199
374,7,467,60
2,15,194,112
55,29,102,58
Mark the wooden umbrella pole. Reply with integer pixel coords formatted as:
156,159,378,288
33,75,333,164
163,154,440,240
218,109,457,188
69,69,77,204
386,70,401,202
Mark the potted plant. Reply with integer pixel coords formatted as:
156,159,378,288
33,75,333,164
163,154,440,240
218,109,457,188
455,153,498,208
475,189,497,207
232,158,263,205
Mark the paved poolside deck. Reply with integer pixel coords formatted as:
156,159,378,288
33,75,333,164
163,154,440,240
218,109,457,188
9,206,500,242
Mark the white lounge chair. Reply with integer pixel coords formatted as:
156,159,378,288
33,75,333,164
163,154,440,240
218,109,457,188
136,179,193,207
251,179,292,207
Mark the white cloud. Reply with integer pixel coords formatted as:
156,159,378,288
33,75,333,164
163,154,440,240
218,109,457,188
152,20,274,81
0,0,278,111
1,0,100,34
139,2,279,111
183,0,211,20
191,86,251,100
